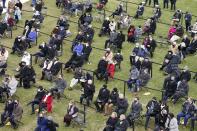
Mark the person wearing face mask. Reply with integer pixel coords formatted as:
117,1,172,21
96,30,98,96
35,113,48,131
64,100,79,127
82,42,92,64
27,86,46,115
163,75,177,101
160,51,173,70
0,99,14,127
39,92,53,113
180,66,191,82
145,97,160,130
104,88,119,115
127,97,142,127
94,84,110,112
171,79,189,104
177,98,195,127
8,100,23,129
155,101,169,130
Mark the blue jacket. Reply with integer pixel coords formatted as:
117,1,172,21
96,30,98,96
73,43,84,56
28,31,37,42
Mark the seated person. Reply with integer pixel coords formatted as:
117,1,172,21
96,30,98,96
65,41,84,70
40,59,53,80
39,91,53,113
0,47,8,75
135,26,143,42
50,58,62,77
32,42,48,63
105,30,118,49
69,67,84,89
99,17,110,37
153,5,161,20
127,25,136,43
94,84,110,112
163,75,177,101
0,21,8,38
177,97,195,127
26,28,37,48
160,51,173,70
0,99,14,127
82,42,92,64
11,36,28,55
127,66,139,92
16,51,31,71
95,57,108,80
115,94,128,116
134,2,145,19
27,86,46,114
173,9,182,22
82,13,93,25
50,75,67,100
32,11,44,24
15,62,36,88
127,97,142,127
114,52,123,70
106,60,116,83
0,75,18,100
34,113,48,131
118,15,131,29
143,18,151,34
64,100,79,127
186,35,197,54
171,79,189,104
110,4,123,18
103,112,118,131
145,97,160,130
80,80,95,106
104,88,119,115
114,114,129,131
136,69,151,91
57,16,69,30
8,100,23,129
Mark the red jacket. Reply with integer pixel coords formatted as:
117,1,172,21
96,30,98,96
42,95,53,113
107,63,115,78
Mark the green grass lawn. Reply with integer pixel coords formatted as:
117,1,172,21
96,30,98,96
0,0,197,131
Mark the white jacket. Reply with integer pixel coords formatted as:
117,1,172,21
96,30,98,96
21,53,31,65
165,118,179,131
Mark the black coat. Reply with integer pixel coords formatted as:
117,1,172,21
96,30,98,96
146,100,160,116
180,71,191,81
83,84,95,99
97,87,110,103
97,59,108,73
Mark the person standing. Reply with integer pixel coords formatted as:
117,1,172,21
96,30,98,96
184,12,192,32
163,0,169,9
170,0,176,10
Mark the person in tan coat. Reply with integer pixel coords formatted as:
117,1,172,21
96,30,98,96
8,100,23,129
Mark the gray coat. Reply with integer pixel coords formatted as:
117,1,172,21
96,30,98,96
165,117,179,131
54,78,67,93
12,104,23,122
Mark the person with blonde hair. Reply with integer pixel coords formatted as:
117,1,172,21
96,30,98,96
64,100,79,127
103,112,118,131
